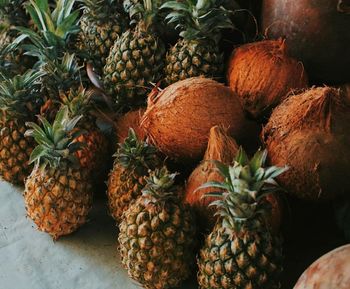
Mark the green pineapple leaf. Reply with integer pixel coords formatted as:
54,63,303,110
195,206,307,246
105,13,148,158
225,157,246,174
0,70,45,121
161,0,233,43
26,106,85,168
142,166,179,200
199,147,288,231
115,128,161,173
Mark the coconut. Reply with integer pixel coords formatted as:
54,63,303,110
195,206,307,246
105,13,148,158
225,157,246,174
262,87,350,201
115,108,146,143
140,77,249,163
340,83,350,100
184,126,239,231
262,0,350,84
227,39,308,120
293,244,350,289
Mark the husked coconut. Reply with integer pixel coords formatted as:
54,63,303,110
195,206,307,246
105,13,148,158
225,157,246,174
263,87,350,201
227,39,308,119
115,108,146,143
294,244,350,289
141,77,249,162
262,0,350,84
185,126,239,231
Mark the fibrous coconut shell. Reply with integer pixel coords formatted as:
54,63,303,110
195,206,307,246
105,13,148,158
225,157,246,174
262,0,350,84
115,108,146,143
293,244,350,289
140,77,249,163
262,86,350,201
184,126,239,231
340,83,350,100
227,39,308,120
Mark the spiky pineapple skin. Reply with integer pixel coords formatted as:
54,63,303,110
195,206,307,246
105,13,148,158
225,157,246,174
165,39,223,85
74,120,109,174
103,26,165,109
79,11,127,69
197,224,283,289
0,121,34,185
118,195,196,289
24,165,93,240
107,165,145,222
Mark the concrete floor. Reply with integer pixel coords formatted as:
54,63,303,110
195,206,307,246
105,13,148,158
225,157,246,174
0,181,196,289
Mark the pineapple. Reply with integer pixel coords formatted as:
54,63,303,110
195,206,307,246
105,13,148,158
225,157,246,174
0,0,33,74
39,53,86,117
161,0,233,85
118,167,197,289
60,86,109,177
0,40,21,76
78,0,128,70
24,107,93,240
0,0,29,45
0,70,44,185
103,0,166,110
197,148,287,289
107,128,160,222
39,54,108,178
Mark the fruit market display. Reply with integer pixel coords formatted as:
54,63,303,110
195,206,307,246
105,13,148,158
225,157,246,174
0,0,349,288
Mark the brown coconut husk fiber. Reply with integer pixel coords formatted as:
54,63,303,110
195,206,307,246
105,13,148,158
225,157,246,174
262,86,350,201
184,125,239,231
140,77,248,163
227,39,308,120
115,108,146,143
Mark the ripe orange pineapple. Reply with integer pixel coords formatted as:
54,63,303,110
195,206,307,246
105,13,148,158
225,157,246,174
24,107,93,240
0,70,44,185
60,86,109,176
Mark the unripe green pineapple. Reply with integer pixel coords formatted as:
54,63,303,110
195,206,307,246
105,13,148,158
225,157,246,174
78,0,128,70
103,0,165,110
118,167,197,289
0,70,44,185
197,148,288,289
161,0,233,85
107,128,161,222
24,107,93,240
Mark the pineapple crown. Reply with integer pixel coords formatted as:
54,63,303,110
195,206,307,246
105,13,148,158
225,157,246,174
59,86,93,117
81,0,124,19
0,41,21,76
142,166,179,200
115,128,160,174
25,106,85,168
0,0,29,26
41,53,84,96
0,70,45,122
198,148,288,232
129,0,162,29
15,0,80,61
161,0,233,44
